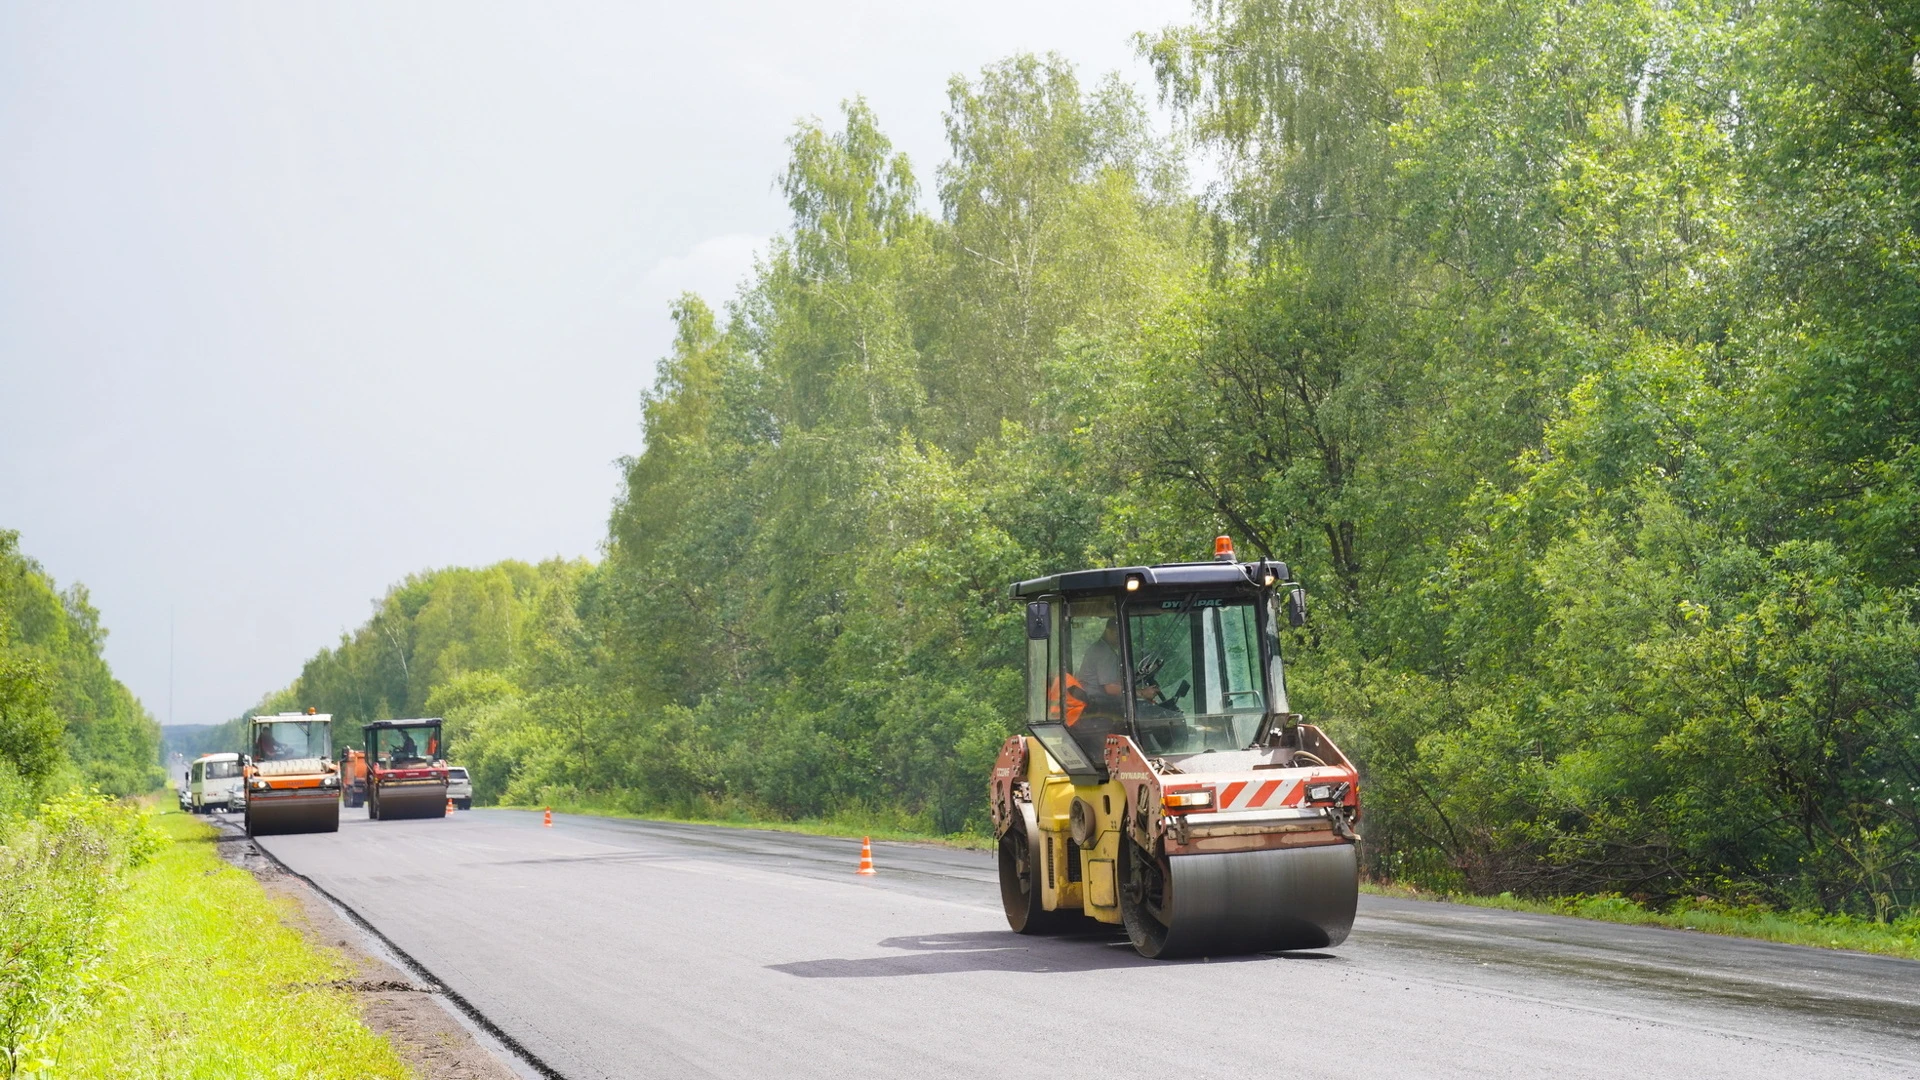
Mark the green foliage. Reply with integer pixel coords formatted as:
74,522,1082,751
52,811,413,1079
0,793,163,1078
269,8,1920,924
0,532,161,797
0,656,62,788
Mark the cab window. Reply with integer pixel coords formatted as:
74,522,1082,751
1126,596,1267,754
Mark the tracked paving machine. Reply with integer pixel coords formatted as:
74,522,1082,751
989,538,1360,958
362,718,449,820
243,710,342,835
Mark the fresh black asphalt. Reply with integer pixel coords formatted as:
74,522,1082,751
250,809,1920,1079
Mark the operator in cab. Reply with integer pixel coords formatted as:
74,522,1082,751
1078,618,1162,706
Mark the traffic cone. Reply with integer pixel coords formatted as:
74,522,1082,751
856,836,876,876
446,797,455,813
543,807,552,827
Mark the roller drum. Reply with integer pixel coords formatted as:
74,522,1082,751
1126,842,1357,959
245,794,340,836
372,784,448,820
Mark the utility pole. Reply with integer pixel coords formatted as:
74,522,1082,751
168,607,175,727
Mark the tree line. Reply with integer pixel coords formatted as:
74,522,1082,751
0,530,162,805
262,0,1919,921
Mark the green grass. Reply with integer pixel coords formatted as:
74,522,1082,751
50,808,414,1080
1363,881,1920,961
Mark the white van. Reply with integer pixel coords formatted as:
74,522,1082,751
189,753,244,812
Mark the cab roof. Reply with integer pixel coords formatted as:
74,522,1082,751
362,717,444,730
253,712,330,723
1008,559,1291,599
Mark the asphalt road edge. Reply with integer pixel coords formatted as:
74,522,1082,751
244,834,573,1080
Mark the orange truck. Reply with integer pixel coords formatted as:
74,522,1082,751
338,748,369,808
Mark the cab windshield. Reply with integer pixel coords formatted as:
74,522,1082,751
201,759,240,780
1127,595,1267,754
371,726,442,767
253,721,330,762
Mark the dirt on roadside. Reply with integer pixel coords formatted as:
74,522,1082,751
214,826,522,1080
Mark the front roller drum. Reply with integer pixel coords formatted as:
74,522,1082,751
1122,841,1357,959
371,784,448,821
245,794,341,836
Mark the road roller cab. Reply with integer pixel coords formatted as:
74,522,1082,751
989,537,1361,958
243,710,342,836
362,718,449,821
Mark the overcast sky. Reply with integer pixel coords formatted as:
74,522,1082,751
0,2,1182,725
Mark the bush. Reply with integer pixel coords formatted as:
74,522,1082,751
0,794,163,1078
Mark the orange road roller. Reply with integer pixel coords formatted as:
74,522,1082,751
243,709,342,836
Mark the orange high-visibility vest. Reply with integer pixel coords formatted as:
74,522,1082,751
1047,673,1087,725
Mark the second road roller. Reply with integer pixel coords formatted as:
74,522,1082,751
989,537,1361,958
362,717,450,820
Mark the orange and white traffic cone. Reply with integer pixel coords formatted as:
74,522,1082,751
446,797,455,813
856,836,876,876
543,807,553,827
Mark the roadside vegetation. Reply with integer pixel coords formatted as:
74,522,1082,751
50,810,412,1080
0,792,414,1080
1,530,170,1075
0,793,162,1077
1,531,162,799
254,0,1918,936
0,532,409,1077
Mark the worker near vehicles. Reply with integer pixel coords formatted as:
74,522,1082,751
255,727,280,760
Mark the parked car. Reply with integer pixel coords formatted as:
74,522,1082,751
189,752,244,812
446,766,472,810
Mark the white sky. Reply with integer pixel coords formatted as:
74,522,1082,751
0,2,1185,725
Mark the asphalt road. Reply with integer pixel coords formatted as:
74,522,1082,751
250,809,1920,1079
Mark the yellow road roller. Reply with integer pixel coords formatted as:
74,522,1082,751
243,709,342,835
989,537,1360,958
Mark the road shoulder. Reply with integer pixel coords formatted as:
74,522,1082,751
215,820,522,1080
